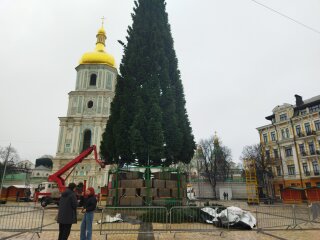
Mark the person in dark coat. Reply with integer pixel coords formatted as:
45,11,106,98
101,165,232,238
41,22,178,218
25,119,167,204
80,187,97,240
57,182,78,240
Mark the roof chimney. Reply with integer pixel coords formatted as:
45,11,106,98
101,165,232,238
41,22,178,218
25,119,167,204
295,94,303,107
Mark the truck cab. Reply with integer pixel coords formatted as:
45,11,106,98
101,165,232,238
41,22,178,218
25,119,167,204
37,182,60,207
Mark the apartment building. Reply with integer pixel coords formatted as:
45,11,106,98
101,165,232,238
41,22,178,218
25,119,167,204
257,94,320,198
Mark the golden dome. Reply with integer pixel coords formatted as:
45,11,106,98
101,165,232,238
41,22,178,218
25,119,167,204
98,27,105,34
79,26,115,68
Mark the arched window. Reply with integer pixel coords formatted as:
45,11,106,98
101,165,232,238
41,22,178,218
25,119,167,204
90,74,97,86
87,100,93,108
82,129,91,151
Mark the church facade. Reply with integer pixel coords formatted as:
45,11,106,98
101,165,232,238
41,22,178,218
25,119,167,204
52,25,117,189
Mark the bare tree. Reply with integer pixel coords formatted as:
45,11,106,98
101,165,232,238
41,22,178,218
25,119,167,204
197,135,232,199
240,144,265,171
240,144,273,198
0,145,20,194
0,145,20,163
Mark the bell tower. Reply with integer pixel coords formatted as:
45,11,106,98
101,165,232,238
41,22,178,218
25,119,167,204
53,24,117,188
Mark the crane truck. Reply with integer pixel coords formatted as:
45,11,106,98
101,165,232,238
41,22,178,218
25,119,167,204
35,145,106,207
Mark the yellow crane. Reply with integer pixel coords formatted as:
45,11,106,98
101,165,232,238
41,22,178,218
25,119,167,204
244,159,259,204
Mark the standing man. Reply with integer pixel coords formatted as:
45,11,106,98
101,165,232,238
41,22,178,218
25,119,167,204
57,182,78,240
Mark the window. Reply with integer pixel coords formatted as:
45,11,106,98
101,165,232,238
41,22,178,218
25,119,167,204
266,150,270,160
263,133,268,143
305,123,311,134
309,104,320,113
285,128,290,138
279,184,284,192
309,142,315,155
315,121,320,131
276,166,281,176
271,132,276,141
280,113,287,121
82,129,91,151
300,109,307,115
288,165,295,175
87,101,93,108
274,149,279,159
65,143,71,153
317,182,320,187
296,125,301,136
285,147,292,157
306,182,311,188
281,129,285,139
106,73,113,90
303,163,308,173
90,74,97,86
299,144,305,155
313,161,319,174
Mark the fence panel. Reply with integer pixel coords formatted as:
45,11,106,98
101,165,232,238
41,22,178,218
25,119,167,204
0,206,44,233
169,206,228,233
309,202,320,223
256,205,294,230
293,205,311,227
100,206,168,236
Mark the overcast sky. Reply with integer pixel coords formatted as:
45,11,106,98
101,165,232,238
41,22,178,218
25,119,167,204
0,0,320,163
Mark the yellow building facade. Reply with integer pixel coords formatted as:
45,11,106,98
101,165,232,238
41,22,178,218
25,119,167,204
257,94,320,198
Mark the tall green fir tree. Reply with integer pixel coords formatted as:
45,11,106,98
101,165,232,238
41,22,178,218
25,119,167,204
100,0,195,166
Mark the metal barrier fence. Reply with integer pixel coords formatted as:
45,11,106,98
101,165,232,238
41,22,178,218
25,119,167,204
293,205,311,227
100,206,168,238
169,206,228,233
100,206,229,238
309,202,320,223
255,205,294,230
0,205,44,235
1,203,320,238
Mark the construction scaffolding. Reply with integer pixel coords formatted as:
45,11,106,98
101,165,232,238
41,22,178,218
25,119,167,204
244,159,259,204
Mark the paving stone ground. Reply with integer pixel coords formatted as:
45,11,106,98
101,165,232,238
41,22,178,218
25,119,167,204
1,229,320,240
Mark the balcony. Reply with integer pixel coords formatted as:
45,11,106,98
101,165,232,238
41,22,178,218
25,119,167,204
301,151,307,156
310,151,316,156
304,171,311,176
287,174,296,178
296,133,305,138
314,171,320,176
317,150,320,155
306,131,316,136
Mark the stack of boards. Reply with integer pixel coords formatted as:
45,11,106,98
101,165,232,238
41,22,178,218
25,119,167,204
106,171,187,206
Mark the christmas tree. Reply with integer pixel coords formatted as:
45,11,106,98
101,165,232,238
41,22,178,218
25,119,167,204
100,0,195,166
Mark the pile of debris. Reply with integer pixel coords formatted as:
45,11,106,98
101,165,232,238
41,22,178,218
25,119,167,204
201,206,256,229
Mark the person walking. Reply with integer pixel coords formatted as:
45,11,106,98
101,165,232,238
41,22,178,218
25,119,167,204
80,187,97,240
57,182,78,240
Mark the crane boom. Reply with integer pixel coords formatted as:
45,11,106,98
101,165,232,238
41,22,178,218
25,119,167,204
48,145,105,192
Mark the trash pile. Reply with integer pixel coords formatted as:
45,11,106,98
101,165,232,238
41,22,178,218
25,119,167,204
201,206,256,230
97,213,123,224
